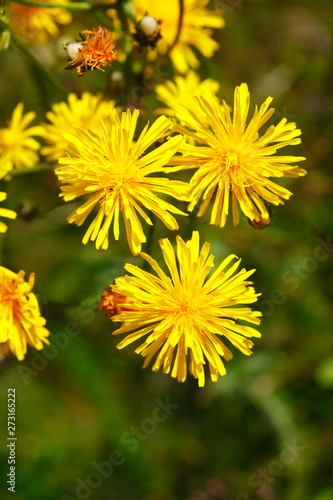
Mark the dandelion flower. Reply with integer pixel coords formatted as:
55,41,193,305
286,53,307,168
55,109,188,254
172,83,307,227
0,103,44,179
111,231,261,387
0,193,17,233
41,92,115,162
0,267,50,361
9,0,72,45
132,0,225,73
65,25,117,76
154,70,220,117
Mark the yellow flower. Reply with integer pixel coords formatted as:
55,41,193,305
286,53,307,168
154,70,220,116
41,93,115,162
0,103,43,179
111,231,261,387
55,109,188,254
9,0,72,45
0,192,16,233
0,266,50,361
172,83,307,227
132,0,225,73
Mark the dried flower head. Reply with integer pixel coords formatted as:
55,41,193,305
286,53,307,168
97,286,135,320
65,25,117,76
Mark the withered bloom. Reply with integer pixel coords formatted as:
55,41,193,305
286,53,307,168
97,286,135,321
65,25,117,76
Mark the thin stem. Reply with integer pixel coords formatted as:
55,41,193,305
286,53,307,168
10,0,93,10
6,163,52,177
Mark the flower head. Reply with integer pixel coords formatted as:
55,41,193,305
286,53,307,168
111,231,261,387
65,25,117,76
0,267,50,361
0,103,44,179
9,0,72,45
172,84,307,227
154,70,220,117
132,0,225,73
0,193,17,233
97,286,135,320
41,92,115,162
55,109,188,254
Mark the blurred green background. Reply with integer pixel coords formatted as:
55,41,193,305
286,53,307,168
1,0,333,499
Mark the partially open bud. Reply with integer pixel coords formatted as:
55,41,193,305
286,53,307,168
97,286,135,321
134,14,162,48
140,15,159,38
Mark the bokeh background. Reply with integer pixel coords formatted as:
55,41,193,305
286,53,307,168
1,0,333,499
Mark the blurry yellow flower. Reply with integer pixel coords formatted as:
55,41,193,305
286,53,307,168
132,0,224,73
112,231,261,387
0,266,50,361
55,109,188,254
154,70,220,116
9,0,72,45
0,192,16,233
0,103,43,179
172,83,307,227
41,92,115,162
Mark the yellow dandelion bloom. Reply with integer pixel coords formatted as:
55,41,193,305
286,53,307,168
41,92,115,162
111,231,261,387
0,103,44,179
55,109,188,254
132,0,225,73
0,266,50,361
172,83,307,227
0,192,17,233
154,70,220,116
9,0,72,45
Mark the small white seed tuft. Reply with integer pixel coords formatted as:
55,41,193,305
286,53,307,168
139,16,158,38
64,41,84,60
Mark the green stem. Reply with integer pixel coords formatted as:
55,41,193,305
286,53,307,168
11,0,93,10
6,163,52,177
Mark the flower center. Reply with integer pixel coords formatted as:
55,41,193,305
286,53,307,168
225,150,241,171
1,286,20,316
218,150,249,187
0,130,19,150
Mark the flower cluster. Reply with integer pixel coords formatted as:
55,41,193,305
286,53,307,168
0,5,307,385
